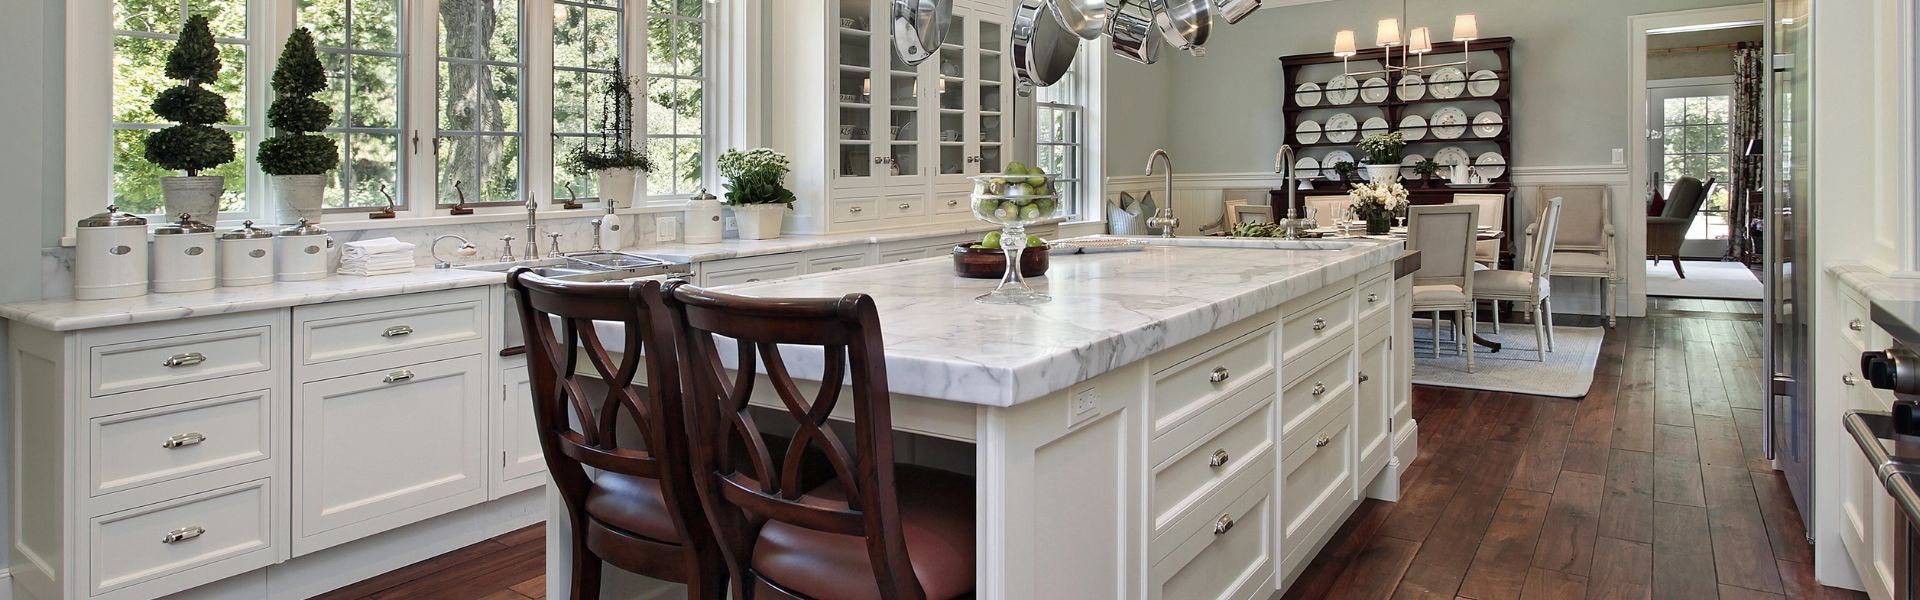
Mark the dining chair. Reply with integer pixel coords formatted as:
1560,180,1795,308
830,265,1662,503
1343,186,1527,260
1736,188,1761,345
508,270,726,600
1539,185,1618,327
1452,192,1507,267
1306,196,1350,228
1407,204,1481,372
1474,197,1563,360
670,284,976,600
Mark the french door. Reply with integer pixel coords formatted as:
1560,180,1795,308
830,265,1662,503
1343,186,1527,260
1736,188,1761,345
1649,82,1737,258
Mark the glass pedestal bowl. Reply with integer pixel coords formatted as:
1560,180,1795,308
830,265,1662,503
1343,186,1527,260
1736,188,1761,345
969,174,1063,305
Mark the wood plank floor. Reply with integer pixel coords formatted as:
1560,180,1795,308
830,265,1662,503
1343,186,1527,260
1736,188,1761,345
317,310,1852,600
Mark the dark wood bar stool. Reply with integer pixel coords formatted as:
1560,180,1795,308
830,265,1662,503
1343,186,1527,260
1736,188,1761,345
667,284,976,600
508,270,724,599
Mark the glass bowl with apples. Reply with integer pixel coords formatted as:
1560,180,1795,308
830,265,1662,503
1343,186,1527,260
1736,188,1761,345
968,162,1060,305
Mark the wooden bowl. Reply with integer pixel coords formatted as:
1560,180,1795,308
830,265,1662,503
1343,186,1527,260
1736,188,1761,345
951,244,1049,279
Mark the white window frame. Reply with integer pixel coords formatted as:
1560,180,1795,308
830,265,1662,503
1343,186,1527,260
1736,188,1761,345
1034,39,1104,224
548,0,628,206
301,0,409,214
637,1,713,203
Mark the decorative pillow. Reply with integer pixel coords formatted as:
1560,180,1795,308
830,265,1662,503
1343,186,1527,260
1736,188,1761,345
1108,191,1161,236
1647,187,1666,217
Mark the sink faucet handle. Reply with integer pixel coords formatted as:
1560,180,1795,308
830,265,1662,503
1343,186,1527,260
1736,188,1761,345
499,235,516,262
547,232,563,257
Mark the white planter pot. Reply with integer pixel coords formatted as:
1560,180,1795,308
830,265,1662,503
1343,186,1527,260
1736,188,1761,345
598,168,638,208
731,204,787,240
1364,164,1402,182
161,176,224,224
273,174,328,225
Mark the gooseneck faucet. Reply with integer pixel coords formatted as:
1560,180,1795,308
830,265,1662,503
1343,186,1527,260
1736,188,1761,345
1275,144,1303,240
523,195,539,261
1145,149,1178,237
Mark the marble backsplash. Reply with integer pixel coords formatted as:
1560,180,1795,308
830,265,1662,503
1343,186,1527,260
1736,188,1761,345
40,212,676,299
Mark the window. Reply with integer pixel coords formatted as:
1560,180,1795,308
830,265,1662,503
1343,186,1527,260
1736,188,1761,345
111,0,252,215
1034,50,1088,221
643,0,706,198
437,0,525,205
299,0,403,210
1657,92,1734,242
550,0,625,203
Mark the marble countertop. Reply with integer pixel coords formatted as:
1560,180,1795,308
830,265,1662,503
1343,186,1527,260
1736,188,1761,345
0,269,506,332
1833,263,1920,346
642,219,1062,263
642,237,1403,407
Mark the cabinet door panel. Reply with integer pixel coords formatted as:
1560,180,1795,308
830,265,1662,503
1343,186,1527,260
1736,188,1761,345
499,364,546,489
1355,327,1393,476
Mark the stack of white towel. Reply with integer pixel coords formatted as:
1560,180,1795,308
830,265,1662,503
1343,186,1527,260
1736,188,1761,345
338,237,417,277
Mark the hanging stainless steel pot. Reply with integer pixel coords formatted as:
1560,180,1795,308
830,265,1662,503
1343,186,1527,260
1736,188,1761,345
1109,0,1162,65
1153,0,1211,56
1011,0,1082,95
890,0,953,66
1215,0,1260,24
1047,0,1109,40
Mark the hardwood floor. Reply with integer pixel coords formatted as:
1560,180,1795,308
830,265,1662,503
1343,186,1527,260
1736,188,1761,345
317,310,1853,600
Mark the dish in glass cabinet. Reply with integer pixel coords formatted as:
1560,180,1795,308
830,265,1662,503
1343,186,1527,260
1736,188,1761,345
1295,82,1323,107
1397,73,1426,101
1323,150,1356,172
1475,152,1507,179
1294,156,1322,179
1429,66,1467,99
1325,113,1358,143
1472,111,1504,138
1399,114,1428,141
1431,107,1468,139
1468,70,1500,97
1361,116,1390,136
1400,153,1427,167
1360,77,1391,103
1326,75,1360,105
1433,146,1470,167
1295,120,1322,144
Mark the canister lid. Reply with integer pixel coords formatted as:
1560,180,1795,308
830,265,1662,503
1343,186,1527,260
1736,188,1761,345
77,204,148,228
279,218,328,236
220,220,275,240
153,214,215,235
691,188,719,202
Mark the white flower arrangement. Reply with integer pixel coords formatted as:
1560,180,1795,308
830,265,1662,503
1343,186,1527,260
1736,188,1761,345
1347,179,1409,220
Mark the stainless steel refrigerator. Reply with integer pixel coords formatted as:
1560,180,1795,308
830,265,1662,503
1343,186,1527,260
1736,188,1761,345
1764,0,1814,529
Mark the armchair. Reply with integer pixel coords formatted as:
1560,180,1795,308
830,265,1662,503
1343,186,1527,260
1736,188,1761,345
1646,177,1714,278
1533,185,1618,327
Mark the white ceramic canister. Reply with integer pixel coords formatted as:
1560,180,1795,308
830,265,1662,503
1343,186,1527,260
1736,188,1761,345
276,219,333,282
217,220,276,287
73,204,150,300
683,188,724,244
150,215,218,293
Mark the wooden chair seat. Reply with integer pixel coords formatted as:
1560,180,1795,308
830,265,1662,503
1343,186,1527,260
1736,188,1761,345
585,472,681,544
751,465,977,600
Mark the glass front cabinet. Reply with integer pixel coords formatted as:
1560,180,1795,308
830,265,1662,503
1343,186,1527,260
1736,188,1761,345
772,0,1019,233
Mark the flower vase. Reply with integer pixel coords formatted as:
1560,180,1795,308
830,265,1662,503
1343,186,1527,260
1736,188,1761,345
1364,164,1402,182
1366,212,1393,235
731,204,786,240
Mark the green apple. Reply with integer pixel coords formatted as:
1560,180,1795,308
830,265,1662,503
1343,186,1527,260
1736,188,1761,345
994,202,1019,220
1026,235,1045,248
1005,161,1028,175
981,231,1002,248
1025,167,1049,186
1020,205,1042,220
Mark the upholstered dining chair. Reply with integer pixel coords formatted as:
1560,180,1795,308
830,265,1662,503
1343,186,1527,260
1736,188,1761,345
670,284,976,600
1407,204,1481,373
1305,196,1350,228
1646,176,1714,278
1538,185,1619,327
1474,197,1564,360
508,270,726,600
1452,193,1507,267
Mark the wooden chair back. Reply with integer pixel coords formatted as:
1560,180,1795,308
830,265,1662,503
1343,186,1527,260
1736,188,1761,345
1408,204,1481,296
668,284,924,599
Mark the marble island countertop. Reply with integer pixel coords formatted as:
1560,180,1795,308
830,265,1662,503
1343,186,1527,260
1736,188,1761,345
0,268,507,332
640,219,1064,263
666,237,1405,407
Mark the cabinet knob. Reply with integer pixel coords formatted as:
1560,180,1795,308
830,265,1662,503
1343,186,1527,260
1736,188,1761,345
849,206,864,214
1850,319,1866,332
382,325,414,338
1367,293,1380,303
1208,367,1231,383
383,370,415,384
1212,514,1235,536
162,432,207,449
1311,382,1327,396
1312,318,1328,332
1358,372,1370,383
1314,435,1332,448
1208,449,1230,468
162,526,206,544
899,202,912,210
162,352,207,368
947,199,959,207
1843,373,1859,386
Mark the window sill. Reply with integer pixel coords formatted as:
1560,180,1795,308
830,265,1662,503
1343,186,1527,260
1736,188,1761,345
58,201,694,247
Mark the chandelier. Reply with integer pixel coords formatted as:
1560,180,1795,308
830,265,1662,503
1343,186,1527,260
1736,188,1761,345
1332,7,1481,78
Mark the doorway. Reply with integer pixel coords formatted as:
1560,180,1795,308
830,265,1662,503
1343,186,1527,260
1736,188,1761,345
1648,78,1737,259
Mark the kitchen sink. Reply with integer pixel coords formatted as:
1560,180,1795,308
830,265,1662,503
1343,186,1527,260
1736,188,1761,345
454,252,691,283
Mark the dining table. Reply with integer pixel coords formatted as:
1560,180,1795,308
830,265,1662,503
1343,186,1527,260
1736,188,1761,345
1311,225,1511,352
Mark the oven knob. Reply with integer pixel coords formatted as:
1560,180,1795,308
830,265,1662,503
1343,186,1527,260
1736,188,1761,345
1863,349,1920,394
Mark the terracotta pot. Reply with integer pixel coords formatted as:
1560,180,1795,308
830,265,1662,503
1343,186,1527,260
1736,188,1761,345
952,244,1049,279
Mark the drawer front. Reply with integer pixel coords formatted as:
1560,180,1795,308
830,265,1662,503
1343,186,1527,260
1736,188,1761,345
883,195,927,219
705,261,804,287
1355,328,1393,472
1356,274,1393,323
1280,350,1354,442
934,192,971,215
1150,473,1275,600
1151,325,1277,437
90,479,274,595
91,389,273,497
1281,291,1354,365
90,325,275,398
832,197,881,223
878,247,929,263
1281,408,1354,559
806,252,869,274
1152,401,1275,533
300,298,486,366
1843,292,1871,351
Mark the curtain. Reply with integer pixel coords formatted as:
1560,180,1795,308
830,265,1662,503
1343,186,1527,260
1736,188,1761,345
1729,47,1766,262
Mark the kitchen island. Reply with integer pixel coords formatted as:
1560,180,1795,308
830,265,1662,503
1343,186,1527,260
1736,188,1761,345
553,237,1420,599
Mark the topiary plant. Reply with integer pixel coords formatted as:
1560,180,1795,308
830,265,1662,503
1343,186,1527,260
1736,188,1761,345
563,68,655,175
144,14,236,177
257,27,339,176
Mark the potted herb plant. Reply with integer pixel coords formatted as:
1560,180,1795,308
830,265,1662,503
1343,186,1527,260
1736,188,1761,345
258,27,339,225
1331,160,1359,184
143,14,235,224
717,148,797,240
1412,158,1443,188
1358,131,1405,182
1348,179,1409,235
562,68,653,209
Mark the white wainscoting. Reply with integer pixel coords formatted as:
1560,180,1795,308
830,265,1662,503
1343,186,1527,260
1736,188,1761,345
1104,165,1643,319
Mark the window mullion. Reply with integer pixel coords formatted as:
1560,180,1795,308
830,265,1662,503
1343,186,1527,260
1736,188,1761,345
526,0,556,205
404,0,438,217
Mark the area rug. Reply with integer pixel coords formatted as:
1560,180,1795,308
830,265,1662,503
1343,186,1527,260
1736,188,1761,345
1645,259,1763,300
1410,321,1605,398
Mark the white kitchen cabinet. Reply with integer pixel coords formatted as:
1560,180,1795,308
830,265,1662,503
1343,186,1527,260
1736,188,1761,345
1354,322,1393,481
1838,284,1899,600
807,248,873,274
700,252,806,287
494,363,548,497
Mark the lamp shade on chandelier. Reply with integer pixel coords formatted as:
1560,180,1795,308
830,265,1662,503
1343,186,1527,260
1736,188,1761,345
1330,6,1485,76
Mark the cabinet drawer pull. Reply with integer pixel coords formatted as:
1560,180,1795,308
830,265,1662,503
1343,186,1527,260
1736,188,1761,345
383,370,415,384
1358,372,1370,383
161,432,207,449
1212,514,1235,535
899,202,912,210
1314,435,1332,448
1367,293,1380,303
1311,382,1327,396
1850,319,1866,332
746,278,763,283
162,526,205,544
1843,373,1859,386
849,206,864,214
382,325,414,338
947,199,959,207
1312,318,1328,332
1208,367,1231,383
162,352,206,368
1208,449,1230,468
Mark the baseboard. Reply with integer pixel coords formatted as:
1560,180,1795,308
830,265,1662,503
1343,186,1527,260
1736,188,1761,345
0,568,14,600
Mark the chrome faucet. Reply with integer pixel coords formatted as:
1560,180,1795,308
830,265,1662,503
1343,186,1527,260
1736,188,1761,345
1275,144,1304,240
523,195,539,261
1145,149,1178,237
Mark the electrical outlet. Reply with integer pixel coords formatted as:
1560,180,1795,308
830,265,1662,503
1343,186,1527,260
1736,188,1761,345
1611,148,1625,165
1068,388,1099,427
655,216,679,242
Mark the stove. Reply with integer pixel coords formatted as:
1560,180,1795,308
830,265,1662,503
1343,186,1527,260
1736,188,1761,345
1846,299,1920,599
